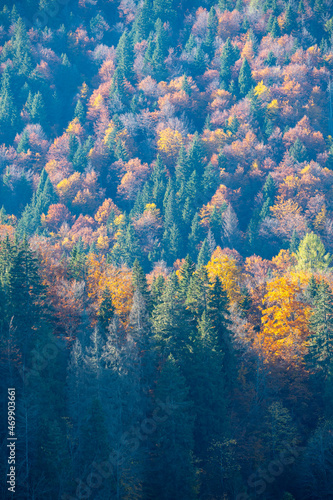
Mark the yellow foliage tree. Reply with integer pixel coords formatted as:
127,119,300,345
86,254,133,321
256,272,311,367
206,247,243,304
95,198,121,225
157,127,183,163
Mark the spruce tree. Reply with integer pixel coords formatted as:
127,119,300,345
133,0,152,43
149,354,198,500
74,99,85,123
188,213,203,261
238,58,254,96
132,259,152,313
116,30,135,82
30,92,46,125
97,287,115,333
307,280,333,381
197,238,211,268
204,7,218,58
289,138,308,162
220,38,238,89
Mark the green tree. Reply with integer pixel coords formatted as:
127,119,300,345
220,38,238,89
238,58,254,96
30,92,46,125
17,170,57,236
149,354,198,499
197,238,211,268
307,280,333,381
204,7,218,57
116,30,135,82
74,99,85,123
97,287,115,333
296,233,331,271
289,138,308,162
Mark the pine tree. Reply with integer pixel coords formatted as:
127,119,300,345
151,154,167,209
207,277,235,389
202,162,218,199
68,242,87,281
186,265,210,320
153,0,175,23
289,229,300,254
111,222,142,267
187,132,205,177
149,354,198,500
97,287,115,333
220,38,238,89
132,259,152,313
175,145,190,192
307,280,333,381
270,17,281,37
116,30,135,82
133,0,153,43
192,46,206,76
283,4,296,33
152,273,191,360
0,66,19,142
188,213,203,261
204,7,218,58
197,238,211,268
263,173,276,201
17,130,29,154
289,138,308,162
17,170,57,236
151,19,168,80
74,99,85,123
30,92,46,125
181,74,192,95
12,17,32,75
189,312,228,471
238,58,254,96
178,255,196,301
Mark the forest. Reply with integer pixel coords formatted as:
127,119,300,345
1,0,333,498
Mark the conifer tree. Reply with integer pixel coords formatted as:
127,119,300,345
149,354,198,500
151,19,168,80
283,4,296,33
289,138,308,162
188,213,203,261
133,0,152,43
238,58,254,96
220,38,238,89
187,132,205,177
74,99,85,123
151,154,167,209
270,17,280,37
307,280,333,381
17,170,57,236
197,238,211,268
97,287,115,333
17,130,29,154
116,30,135,82
132,259,152,313
204,7,218,58
30,92,46,125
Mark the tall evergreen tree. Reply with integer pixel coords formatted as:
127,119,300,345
116,30,135,82
149,354,198,500
307,280,333,381
238,58,254,96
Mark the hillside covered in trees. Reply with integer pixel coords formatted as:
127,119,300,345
2,0,333,498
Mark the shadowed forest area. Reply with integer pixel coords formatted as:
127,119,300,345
1,0,333,498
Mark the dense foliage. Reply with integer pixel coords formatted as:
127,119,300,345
1,0,333,498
